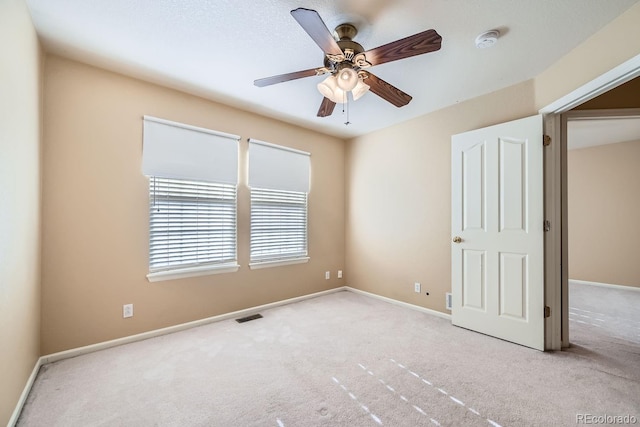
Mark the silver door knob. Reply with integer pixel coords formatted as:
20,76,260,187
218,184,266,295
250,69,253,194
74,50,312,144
453,236,462,243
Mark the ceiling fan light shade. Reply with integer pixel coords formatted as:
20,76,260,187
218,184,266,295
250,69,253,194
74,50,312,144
317,75,338,98
336,67,359,91
352,79,370,101
329,87,347,104
318,75,347,104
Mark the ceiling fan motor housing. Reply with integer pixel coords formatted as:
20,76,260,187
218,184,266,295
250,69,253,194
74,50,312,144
323,23,364,69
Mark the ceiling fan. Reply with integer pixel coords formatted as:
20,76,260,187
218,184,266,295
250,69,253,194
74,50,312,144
254,8,442,118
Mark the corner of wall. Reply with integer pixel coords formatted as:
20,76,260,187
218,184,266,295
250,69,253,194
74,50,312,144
0,0,43,424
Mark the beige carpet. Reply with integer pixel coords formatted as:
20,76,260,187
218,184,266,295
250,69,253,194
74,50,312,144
18,288,640,426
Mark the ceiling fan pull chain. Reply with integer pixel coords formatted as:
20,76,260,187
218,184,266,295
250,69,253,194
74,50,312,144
344,91,351,125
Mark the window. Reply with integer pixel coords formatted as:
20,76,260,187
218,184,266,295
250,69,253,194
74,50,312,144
248,139,310,267
149,177,237,272
142,116,240,281
250,187,307,263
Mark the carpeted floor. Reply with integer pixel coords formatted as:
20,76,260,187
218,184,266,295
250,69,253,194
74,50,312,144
569,281,640,345
17,286,640,426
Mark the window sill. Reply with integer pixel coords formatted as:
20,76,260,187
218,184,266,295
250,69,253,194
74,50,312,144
249,257,310,270
147,263,240,282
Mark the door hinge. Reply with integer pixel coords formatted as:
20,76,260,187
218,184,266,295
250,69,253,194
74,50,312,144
544,220,551,232
544,306,551,318
543,134,551,146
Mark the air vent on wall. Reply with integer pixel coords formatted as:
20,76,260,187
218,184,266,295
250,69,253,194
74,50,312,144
236,313,263,323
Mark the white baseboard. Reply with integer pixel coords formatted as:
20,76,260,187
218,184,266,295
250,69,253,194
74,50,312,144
10,285,450,424
569,279,640,292
7,356,44,427
345,286,451,320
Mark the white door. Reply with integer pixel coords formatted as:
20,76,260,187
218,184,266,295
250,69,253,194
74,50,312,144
451,115,544,350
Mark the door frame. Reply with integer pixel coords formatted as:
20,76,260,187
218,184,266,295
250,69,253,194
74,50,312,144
540,53,640,350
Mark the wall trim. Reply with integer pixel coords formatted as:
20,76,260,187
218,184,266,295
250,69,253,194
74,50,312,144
569,279,640,292
345,287,452,320
9,286,450,424
7,356,44,427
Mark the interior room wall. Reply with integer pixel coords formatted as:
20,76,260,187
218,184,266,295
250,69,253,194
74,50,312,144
40,55,346,354
567,139,640,288
0,0,42,424
573,76,640,110
533,2,640,110
345,80,537,312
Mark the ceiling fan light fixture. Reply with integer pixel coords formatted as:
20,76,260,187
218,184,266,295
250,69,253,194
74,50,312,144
318,74,348,104
317,75,339,99
336,67,359,91
329,86,347,104
352,79,370,101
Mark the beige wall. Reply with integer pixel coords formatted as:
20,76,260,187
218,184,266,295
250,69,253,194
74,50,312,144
534,2,640,109
567,140,640,288
345,80,537,312
41,55,345,354
574,76,640,110
0,0,42,424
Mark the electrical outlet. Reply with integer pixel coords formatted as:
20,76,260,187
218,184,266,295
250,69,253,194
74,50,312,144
446,293,452,310
123,303,134,318
337,270,343,279
325,271,330,280
414,282,421,293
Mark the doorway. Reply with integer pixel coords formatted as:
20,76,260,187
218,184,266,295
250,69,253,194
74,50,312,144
540,53,640,350
564,106,640,349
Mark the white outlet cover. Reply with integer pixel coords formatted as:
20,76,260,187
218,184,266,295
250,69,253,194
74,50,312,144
123,304,134,318
325,271,330,280
414,282,421,293
338,270,343,279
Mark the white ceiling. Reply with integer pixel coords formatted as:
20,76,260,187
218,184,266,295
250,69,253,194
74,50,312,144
567,117,640,150
26,0,640,138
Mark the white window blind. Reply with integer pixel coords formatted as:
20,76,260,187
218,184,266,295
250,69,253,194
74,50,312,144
142,117,240,278
248,139,310,192
250,188,307,262
149,177,237,272
142,116,239,184
248,139,310,264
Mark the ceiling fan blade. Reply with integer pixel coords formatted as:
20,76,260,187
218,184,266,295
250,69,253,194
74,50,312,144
254,68,320,87
362,29,442,66
317,97,336,117
364,72,412,107
291,8,343,56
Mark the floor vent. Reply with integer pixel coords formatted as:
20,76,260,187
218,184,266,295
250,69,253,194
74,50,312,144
236,313,263,323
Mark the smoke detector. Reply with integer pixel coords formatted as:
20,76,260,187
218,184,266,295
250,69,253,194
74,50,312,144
475,30,500,48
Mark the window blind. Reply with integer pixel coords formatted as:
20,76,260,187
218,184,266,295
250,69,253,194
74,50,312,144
149,177,237,271
250,187,307,262
143,116,239,184
248,138,310,192
248,139,310,264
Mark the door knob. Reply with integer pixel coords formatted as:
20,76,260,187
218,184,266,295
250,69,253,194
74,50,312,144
453,236,462,243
